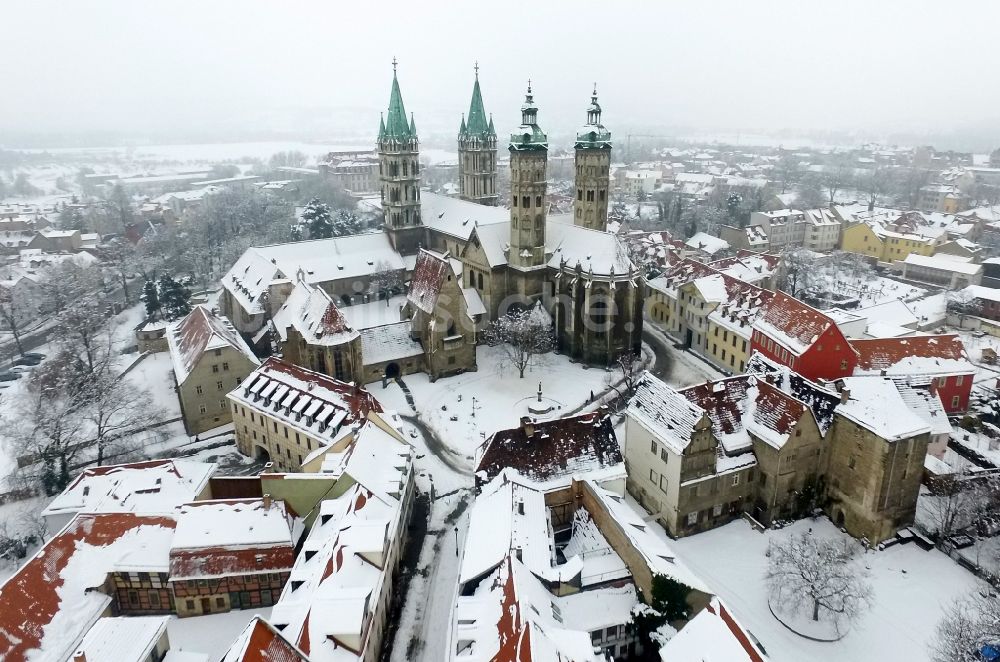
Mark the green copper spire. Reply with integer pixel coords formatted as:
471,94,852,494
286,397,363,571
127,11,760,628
462,62,493,138
378,113,386,140
382,57,415,140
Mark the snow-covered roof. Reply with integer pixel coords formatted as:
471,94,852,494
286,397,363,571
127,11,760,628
546,218,635,277
270,420,412,662
228,357,383,446
628,372,709,453
475,412,625,492
681,376,810,452
658,597,769,662
359,322,424,364
744,352,841,436
272,279,358,346
220,616,310,662
963,284,1000,304
902,253,982,275
854,299,919,328
171,497,294,552
850,334,971,379
223,233,405,315
74,616,170,662
408,249,452,314
709,253,781,285
422,191,509,241
897,384,952,436
835,377,931,441
0,513,177,662
167,305,259,384
42,458,215,520
685,232,729,256
753,291,839,357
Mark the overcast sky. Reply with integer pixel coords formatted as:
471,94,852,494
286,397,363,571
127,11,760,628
3,0,999,147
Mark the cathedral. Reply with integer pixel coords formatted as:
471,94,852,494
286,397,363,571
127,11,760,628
379,62,643,365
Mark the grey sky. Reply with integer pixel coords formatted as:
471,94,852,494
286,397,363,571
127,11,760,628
3,0,998,146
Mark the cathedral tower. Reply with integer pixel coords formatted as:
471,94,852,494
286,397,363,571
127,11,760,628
378,59,423,255
458,64,498,206
508,82,548,271
573,85,612,231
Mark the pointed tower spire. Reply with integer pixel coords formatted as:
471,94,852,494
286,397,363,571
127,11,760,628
378,113,386,140
383,58,413,139
465,63,490,137
409,112,416,135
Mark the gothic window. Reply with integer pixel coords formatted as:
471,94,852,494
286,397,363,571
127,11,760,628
512,195,518,207
587,190,595,202
535,196,542,207
599,190,606,202
402,160,408,176
522,196,530,208
478,273,483,289
577,189,583,201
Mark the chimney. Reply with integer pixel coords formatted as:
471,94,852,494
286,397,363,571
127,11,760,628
73,652,87,662
840,388,851,404
880,369,887,377
520,416,535,438
262,493,272,510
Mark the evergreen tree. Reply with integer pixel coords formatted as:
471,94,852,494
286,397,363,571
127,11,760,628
332,208,362,237
157,274,192,321
140,280,161,319
59,204,86,231
302,198,334,239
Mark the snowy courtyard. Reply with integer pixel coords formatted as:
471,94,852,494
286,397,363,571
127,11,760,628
666,514,987,662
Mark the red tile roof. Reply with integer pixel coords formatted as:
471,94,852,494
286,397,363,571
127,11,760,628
407,249,451,314
170,545,295,580
850,334,970,374
681,376,807,447
475,412,623,489
0,513,177,662
755,291,837,354
222,615,310,662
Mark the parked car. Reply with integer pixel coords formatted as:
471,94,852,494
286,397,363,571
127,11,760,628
21,352,46,361
0,371,21,381
12,356,40,367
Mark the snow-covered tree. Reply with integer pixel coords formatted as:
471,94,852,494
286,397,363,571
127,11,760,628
934,593,1000,662
629,574,692,652
332,208,363,237
766,533,873,632
948,289,982,325
141,279,161,318
482,304,555,378
81,369,159,466
608,351,643,397
157,274,192,321
302,198,334,239
370,260,403,306
923,472,985,541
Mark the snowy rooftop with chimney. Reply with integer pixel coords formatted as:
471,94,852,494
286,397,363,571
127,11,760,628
628,372,708,454
834,377,931,441
167,305,259,384
745,352,841,435
475,411,625,492
41,458,216,520
850,334,972,379
754,291,838,356
170,497,295,551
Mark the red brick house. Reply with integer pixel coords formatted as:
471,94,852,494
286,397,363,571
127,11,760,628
850,334,973,413
750,291,857,382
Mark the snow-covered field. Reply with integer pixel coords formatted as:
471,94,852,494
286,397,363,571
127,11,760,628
369,345,614,466
666,515,986,662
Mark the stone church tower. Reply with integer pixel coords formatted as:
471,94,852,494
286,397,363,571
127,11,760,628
508,83,549,282
458,64,498,206
573,86,612,231
378,59,423,255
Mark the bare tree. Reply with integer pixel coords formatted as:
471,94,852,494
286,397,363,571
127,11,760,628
947,289,982,327
53,298,114,376
934,593,1000,662
0,282,36,357
82,370,159,466
923,472,982,541
860,165,893,212
823,161,855,205
482,305,555,378
608,351,643,396
766,533,873,633
370,261,404,306
773,152,802,195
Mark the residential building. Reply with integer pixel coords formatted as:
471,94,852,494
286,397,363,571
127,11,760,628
624,169,661,196
900,253,982,289
319,152,380,195
751,291,857,381
720,224,769,252
168,497,296,617
269,417,415,662
750,209,807,250
802,207,842,252
167,306,261,435
918,183,968,213
850,334,973,413
475,411,626,494
40,458,215,536
684,232,729,259
228,357,383,470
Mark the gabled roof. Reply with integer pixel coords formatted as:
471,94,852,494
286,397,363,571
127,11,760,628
658,597,769,662
407,249,451,314
475,412,625,491
0,513,177,662
272,280,358,347
753,291,840,356
628,372,709,453
167,305,259,384
42,458,216,520
835,377,931,441
850,334,971,378
221,615,311,662
680,375,809,451
73,616,171,662
745,352,840,435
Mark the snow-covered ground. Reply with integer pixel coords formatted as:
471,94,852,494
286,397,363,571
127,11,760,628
369,345,615,465
665,515,986,662
166,607,272,659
